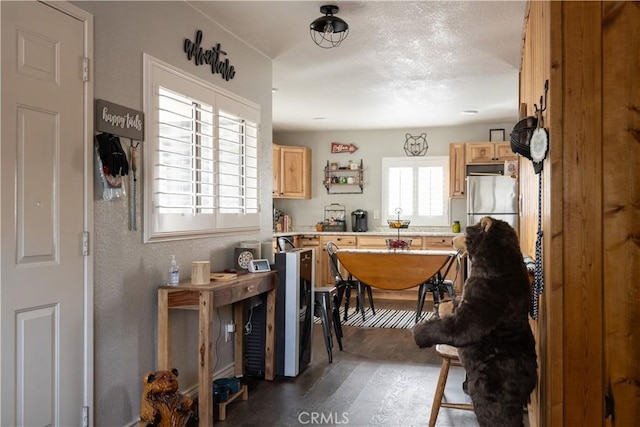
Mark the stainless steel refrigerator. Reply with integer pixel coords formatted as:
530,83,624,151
466,174,519,229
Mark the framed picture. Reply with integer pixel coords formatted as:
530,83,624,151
490,128,505,142
504,160,518,176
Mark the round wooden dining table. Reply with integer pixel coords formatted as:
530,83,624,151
335,248,458,290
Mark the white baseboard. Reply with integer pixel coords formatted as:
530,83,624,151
182,362,236,399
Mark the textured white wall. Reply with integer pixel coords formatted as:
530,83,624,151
274,122,515,230
73,2,273,425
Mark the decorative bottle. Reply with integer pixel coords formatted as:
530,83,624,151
452,221,461,233
168,255,180,285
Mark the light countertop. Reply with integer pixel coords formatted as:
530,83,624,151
273,227,461,238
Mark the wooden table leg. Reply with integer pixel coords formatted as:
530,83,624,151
233,302,244,377
264,277,277,380
157,289,170,369
199,290,214,426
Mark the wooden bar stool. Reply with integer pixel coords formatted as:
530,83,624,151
429,344,474,427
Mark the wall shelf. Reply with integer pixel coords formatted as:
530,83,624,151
323,159,364,194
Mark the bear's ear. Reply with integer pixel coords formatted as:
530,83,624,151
480,216,493,232
145,373,157,384
171,368,179,377
452,235,467,254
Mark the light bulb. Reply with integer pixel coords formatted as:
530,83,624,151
323,21,334,35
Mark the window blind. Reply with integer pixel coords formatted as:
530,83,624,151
382,157,449,226
143,55,260,241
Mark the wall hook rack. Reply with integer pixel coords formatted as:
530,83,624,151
534,79,549,127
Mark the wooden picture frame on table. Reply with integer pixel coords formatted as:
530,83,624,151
490,128,505,142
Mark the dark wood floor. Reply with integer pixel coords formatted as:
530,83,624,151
215,299,486,426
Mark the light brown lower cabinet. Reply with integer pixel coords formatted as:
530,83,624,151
319,235,357,287
297,235,321,287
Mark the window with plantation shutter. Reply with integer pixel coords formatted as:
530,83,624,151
381,157,449,226
216,94,260,229
143,55,260,242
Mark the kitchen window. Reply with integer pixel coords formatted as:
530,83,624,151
381,157,450,226
143,55,260,242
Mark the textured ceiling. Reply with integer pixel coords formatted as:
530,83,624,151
189,1,528,132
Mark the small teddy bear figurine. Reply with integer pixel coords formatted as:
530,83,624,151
139,368,197,427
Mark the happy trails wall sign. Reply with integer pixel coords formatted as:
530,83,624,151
95,99,144,141
184,30,236,81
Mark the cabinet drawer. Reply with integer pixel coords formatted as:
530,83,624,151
357,235,422,248
356,235,387,248
422,236,454,250
298,235,320,246
230,277,266,301
329,235,357,246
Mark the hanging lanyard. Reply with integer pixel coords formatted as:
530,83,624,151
530,172,544,320
130,140,140,231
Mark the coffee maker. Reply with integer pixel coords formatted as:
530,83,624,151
351,209,368,232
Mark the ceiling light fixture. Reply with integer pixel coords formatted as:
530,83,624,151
310,5,349,49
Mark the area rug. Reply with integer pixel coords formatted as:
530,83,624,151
315,308,435,330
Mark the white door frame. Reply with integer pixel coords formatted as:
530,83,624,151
39,1,95,423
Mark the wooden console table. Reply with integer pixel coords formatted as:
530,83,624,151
157,271,277,426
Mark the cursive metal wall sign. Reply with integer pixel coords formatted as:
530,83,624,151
183,30,236,81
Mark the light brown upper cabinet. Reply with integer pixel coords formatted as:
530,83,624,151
465,142,517,164
449,143,466,198
272,144,312,199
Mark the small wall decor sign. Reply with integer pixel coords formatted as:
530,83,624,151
404,133,428,156
505,160,518,176
331,142,358,153
184,30,236,81
95,99,144,140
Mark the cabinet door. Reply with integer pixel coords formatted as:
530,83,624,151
494,142,518,161
320,235,357,287
465,142,496,163
280,146,311,199
319,238,333,287
298,235,321,285
272,144,281,197
449,143,466,198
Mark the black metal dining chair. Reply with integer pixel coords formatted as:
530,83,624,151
326,241,375,322
415,251,461,322
314,285,343,363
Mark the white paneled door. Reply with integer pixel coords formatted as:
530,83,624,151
1,1,90,425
